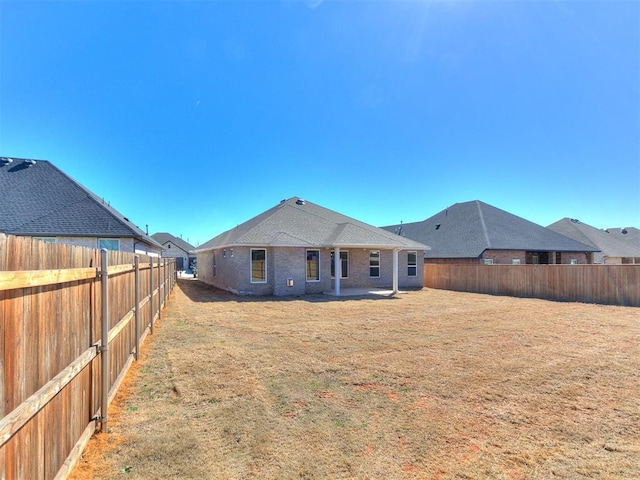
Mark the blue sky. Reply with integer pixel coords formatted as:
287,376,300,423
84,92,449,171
1,0,638,247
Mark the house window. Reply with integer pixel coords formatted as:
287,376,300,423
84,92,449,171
407,251,417,276
306,250,320,281
330,251,349,278
99,239,119,251
369,250,380,277
251,249,267,283
168,244,171,249
34,237,56,244
213,251,217,277
570,259,578,265
483,259,494,265
512,259,521,265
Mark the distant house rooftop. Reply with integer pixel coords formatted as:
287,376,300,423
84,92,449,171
382,200,598,259
151,232,195,253
548,218,640,263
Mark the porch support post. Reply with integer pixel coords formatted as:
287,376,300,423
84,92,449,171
334,247,341,296
392,249,399,294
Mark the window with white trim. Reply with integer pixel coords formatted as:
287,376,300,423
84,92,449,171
407,251,417,276
512,259,521,265
330,251,349,278
306,250,320,281
369,250,380,277
483,259,494,265
251,249,267,283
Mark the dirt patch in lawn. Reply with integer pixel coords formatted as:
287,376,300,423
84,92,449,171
70,279,639,479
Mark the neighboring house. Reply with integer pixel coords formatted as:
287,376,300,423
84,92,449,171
0,156,163,255
195,197,429,296
381,200,598,265
151,232,196,271
547,218,640,264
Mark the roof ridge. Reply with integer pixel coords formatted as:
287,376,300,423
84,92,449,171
476,201,491,247
46,161,148,239
232,200,295,242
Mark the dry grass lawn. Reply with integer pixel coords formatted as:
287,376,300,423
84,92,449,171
70,279,639,479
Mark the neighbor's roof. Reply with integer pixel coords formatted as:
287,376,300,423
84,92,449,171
0,156,162,248
547,218,640,259
151,232,196,253
381,200,598,259
196,197,429,251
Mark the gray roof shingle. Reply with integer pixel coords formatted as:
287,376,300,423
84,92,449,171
197,197,429,251
0,156,162,248
547,218,640,261
382,200,598,258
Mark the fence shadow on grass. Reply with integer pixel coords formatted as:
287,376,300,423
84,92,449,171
176,278,404,304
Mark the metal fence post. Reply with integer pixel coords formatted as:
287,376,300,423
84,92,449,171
163,258,167,303
149,257,154,335
134,256,140,360
157,256,162,320
100,248,109,432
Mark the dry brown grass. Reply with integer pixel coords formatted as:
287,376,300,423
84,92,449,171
70,279,639,479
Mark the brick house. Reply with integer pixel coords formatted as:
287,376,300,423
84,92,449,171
0,156,162,255
381,200,598,265
195,197,429,296
548,218,640,264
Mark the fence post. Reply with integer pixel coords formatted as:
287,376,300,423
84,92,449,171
100,248,109,433
134,256,140,361
157,256,162,320
163,258,167,303
149,257,154,335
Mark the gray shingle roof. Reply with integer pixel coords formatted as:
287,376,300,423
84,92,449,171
547,218,640,261
0,156,162,249
151,232,196,253
381,200,598,258
197,197,429,251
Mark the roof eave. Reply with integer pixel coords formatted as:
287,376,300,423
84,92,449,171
195,242,429,253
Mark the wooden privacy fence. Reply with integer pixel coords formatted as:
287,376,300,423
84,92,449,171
0,234,176,479
424,263,640,307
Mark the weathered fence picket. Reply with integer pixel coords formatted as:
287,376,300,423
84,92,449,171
0,234,176,479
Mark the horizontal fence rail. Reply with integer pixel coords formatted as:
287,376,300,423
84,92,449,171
0,234,177,479
424,264,640,307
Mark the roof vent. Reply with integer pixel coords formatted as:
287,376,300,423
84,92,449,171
1,157,14,166
570,218,580,223
296,198,306,205
621,228,628,234
23,159,36,167
435,223,441,230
